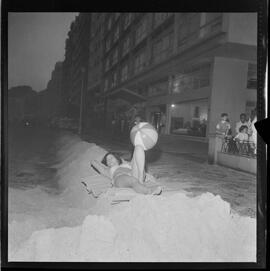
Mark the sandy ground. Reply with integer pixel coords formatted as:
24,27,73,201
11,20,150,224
83,131,256,218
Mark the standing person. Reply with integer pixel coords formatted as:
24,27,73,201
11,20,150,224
235,113,249,135
216,113,231,137
248,108,257,155
91,146,162,195
159,112,166,134
216,113,232,152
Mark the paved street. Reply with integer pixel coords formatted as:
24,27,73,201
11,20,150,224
83,130,256,218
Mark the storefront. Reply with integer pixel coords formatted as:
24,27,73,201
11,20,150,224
170,99,208,137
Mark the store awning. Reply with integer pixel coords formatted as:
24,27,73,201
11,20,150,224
106,88,146,104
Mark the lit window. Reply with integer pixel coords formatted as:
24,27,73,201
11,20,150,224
172,64,211,93
170,100,208,137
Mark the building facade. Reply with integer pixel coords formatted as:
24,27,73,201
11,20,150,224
62,13,92,126
86,13,257,143
84,13,106,131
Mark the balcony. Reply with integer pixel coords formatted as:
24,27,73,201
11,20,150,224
178,16,224,53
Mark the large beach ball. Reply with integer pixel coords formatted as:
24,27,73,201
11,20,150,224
130,122,158,150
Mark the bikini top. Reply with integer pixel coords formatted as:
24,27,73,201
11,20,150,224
110,163,131,178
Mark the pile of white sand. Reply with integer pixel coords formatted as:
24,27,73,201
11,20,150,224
9,133,256,262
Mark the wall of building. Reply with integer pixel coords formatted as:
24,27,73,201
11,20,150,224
217,152,256,174
208,57,253,136
227,13,257,46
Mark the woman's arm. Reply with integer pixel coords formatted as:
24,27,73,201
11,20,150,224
91,160,111,178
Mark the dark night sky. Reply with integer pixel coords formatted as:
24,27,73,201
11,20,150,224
8,12,78,92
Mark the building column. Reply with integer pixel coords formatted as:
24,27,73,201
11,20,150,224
208,57,249,137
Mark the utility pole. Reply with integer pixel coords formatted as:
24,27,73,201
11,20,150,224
78,67,85,135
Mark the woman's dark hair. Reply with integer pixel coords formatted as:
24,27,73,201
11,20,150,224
239,125,248,132
101,152,123,166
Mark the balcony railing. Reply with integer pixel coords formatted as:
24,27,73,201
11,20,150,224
178,16,223,52
221,138,256,158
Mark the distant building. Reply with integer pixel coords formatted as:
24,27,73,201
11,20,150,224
85,13,106,131
37,62,63,123
62,13,92,124
8,85,38,123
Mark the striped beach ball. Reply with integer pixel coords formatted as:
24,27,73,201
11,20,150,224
130,122,158,150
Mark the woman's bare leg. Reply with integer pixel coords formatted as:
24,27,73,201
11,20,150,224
114,175,151,194
131,145,145,184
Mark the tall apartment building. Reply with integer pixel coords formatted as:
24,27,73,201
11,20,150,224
62,13,91,120
85,13,106,130
89,13,257,143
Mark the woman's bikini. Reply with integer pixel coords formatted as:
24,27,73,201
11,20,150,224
110,163,132,183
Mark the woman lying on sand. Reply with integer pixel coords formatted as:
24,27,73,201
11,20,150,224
91,145,162,195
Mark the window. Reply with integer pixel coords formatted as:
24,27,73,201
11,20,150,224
105,59,110,72
154,13,172,27
134,50,146,74
104,79,109,91
112,49,118,65
113,26,120,43
115,13,120,19
121,64,128,82
247,63,257,89
135,19,147,45
152,32,173,63
106,38,111,52
178,13,201,46
122,37,130,56
124,13,132,29
111,72,117,87
172,64,211,93
148,81,168,96
170,100,208,137
107,17,112,31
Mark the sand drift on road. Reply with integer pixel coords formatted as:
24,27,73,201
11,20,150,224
9,133,256,262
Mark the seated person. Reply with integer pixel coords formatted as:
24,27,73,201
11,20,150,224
235,113,249,134
233,125,249,153
91,145,162,195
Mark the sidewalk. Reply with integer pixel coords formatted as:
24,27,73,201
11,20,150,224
83,129,208,158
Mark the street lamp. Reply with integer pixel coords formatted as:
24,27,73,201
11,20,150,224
78,67,85,135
